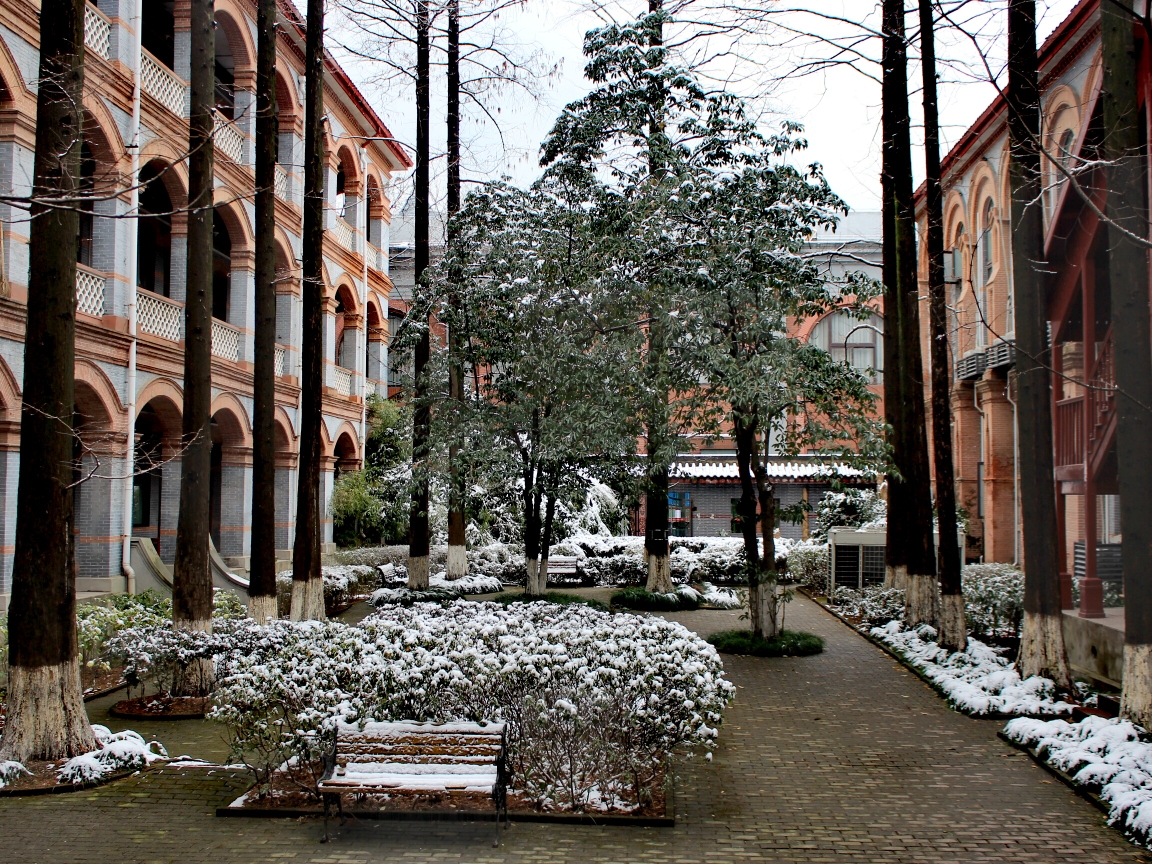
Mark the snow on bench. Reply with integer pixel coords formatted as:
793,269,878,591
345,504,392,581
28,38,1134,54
318,720,509,845
546,555,579,575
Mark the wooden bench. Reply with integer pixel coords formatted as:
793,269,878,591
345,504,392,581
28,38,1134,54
546,555,579,577
318,720,509,845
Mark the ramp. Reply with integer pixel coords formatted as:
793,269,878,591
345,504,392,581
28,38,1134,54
130,537,250,609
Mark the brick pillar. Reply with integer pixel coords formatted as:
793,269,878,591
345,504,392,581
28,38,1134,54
158,442,182,564
975,377,1015,563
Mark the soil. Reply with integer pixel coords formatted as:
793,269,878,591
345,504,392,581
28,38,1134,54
82,667,127,699
0,760,134,795
109,695,211,719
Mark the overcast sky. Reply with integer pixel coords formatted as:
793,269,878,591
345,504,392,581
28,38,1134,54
329,0,1081,215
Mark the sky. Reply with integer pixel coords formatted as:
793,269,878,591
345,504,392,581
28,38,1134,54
329,0,1082,215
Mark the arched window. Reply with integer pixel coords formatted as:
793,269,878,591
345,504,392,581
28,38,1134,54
76,142,96,267
950,224,965,357
334,290,350,369
808,309,884,384
212,211,232,321
137,163,172,296
335,165,348,221
142,0,175,69
976,200,994,347
214,18,235,120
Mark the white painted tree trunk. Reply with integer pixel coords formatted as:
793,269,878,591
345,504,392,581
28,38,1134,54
1122,644,1152,726
446,544,467,580
750,580,778,640
938,592,967,652
525,558,546,596
1018,610,1072,687
904,571,940,627
306,575,326,620
289,579,308,621
408,555,430,589
0,660,96,763
645,551,673,594
885,564,908,591
248,594,278,624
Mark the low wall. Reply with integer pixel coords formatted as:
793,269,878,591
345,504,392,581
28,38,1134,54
1062,609,1124,689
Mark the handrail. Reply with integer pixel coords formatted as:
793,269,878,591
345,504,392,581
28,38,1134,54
74,264,106,317
137,290,184,341
211,318,241,362
83,3,111,60
140,50,188,117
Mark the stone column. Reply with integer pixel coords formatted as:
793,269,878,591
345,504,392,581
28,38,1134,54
975,376,1015,563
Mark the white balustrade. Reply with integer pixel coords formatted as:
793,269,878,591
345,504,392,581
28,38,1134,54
331,216,356,253
137,290,183,341
275,164,289,200
274,344,285,376
211,319,241,362
75,266,105,317
213,114,245,164
363,379,376,398
141,51,188,118
84,4,111,60
333,366,352,396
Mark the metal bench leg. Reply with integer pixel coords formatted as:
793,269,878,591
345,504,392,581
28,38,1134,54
322,794,331,843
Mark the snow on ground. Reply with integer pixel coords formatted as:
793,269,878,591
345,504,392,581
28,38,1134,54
57,725,168,784
871,621,1074,717
1004,715,1152,846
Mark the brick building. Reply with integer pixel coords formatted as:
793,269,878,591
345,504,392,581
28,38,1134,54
0,0,410,609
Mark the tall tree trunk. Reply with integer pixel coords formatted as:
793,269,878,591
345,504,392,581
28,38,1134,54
1101,3,1152,723
536,476,558,596
522,453,541,594
248,0,279,624
445,0,467,580
752,434,780,640
291,0,326,620
920,0,965,650
173,0,216,659
1007,0,1070,686
407,0,432,589
0,0,96,763
881,0,937,627
643,0,672,595
734,413,775,638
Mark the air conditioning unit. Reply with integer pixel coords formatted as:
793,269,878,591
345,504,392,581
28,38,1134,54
986,339,1016,370
956,351,987,381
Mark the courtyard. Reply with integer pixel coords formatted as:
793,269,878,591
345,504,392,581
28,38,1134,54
0,596,1140,864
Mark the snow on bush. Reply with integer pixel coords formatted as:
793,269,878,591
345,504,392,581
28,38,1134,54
0,760,29,787
1004,715,1152,846
962,563,1025,638
785,540,831,594
277,564,378,615
700,582,743,609
871,621,1073,717
830,586,906,626
812,489,886,540
467,542,525,583
431,572,503,594
210,601,734,812
57,725,168,785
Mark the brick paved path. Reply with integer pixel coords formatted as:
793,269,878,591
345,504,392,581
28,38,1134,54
2,595,1146,863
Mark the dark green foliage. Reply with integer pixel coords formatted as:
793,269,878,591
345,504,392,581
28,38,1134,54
707,629,825,657
611,587,699,612
489,592,609,612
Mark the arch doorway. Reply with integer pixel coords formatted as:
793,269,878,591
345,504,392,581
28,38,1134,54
213,210,232,322
209,406,250,557
137,162,173,296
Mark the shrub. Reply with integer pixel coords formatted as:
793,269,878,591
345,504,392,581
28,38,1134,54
962,563,1024,638
786,541,831,594
489,591,609,611
210,602,735,812
329,471,385,548
581,552,646,587
611,586,700,612
830,586,906,627
707,629,824,657
812,489,885,540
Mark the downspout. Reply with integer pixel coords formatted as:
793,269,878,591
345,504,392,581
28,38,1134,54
359,143,368,448
121,0,143,595
1005,377,1021,565
972,384,985,563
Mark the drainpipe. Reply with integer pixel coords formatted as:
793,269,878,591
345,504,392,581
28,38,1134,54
972,384,985,563
358,143,369,450
1004,377,1021,566
120,0,144,595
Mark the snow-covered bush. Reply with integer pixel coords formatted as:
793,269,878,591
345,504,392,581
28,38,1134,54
962,563,1025,638
786,540,830,594
829,586,906,627
581,551,647,587
812,489,885,540
75,590,172,672
467,541,526,584
872,622,1073,717
57,725,168,785
698,583,744,609
672,539,748,583
276,564,378,616
0,760,29,787
211,602,734,812
1004,715,1152,846
612,586,701,611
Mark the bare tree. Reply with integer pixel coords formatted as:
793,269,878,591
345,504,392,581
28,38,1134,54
249,0,280,623
0,0,97,763
292,0,328,620
1006,0,1070,686
919,0,964,650
173,0,217,657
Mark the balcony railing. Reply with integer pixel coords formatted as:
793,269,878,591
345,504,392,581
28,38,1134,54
1089,328,1116,439
1055,396,1084,468
333,366,352,396
211,319,241,362
213,114,245,164
84,3,111,60
75,266,106,317
137,290,183,341
274,344,286,376
275,164,289,201
141,51,188,118
331,216,356,253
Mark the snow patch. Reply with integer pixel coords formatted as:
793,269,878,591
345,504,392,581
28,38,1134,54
0,760,30,787
57,725,168,785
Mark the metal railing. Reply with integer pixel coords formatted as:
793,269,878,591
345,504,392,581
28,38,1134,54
75,265,105,316
1089,328,1116,440
274,344,286,377
141,51,188,118
331,216,356,253
84,3,111,60
1055,397,1084,468
333,366,352,396
137,290,183,341
213,114,245,164
211,319,241,362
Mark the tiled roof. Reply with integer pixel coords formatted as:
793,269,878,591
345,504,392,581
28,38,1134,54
671,461,868,481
